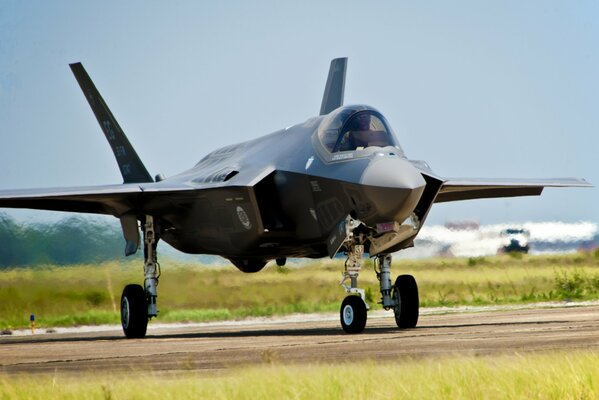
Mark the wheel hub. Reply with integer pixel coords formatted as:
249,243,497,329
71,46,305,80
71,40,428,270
121,298,130,329
393,288,401,322
343,305,354,325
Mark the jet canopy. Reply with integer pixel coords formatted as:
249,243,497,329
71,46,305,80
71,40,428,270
318,105,403,155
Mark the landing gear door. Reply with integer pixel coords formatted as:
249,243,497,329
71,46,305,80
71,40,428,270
327,215,361,258
120,214,140,256
327,217,348,258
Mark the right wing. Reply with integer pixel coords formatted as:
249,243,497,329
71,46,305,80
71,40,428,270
0,182,202,256
0,182,194,216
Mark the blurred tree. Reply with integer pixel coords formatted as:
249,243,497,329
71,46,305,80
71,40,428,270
0,213,124,267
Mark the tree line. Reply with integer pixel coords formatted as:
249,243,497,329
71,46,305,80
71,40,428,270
0,213,126,267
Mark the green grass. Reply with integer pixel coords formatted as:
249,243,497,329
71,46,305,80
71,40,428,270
2,252,599,329
2,351,599,399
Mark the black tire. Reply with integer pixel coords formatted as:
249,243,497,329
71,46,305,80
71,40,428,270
392,274,419,329
121,284,148,339
340,295,367,333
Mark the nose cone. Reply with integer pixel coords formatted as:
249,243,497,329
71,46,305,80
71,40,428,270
361,157,426,190
359,157,426,224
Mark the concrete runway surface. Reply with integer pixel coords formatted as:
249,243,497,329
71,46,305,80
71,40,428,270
2,305,599,374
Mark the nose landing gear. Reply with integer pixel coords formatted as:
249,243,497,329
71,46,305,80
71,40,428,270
339,243,369,333
337,221,419,333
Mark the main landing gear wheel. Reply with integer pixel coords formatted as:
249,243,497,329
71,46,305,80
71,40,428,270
119,215,160,339
340,295,367,333
121,284,148,339
392,274,419,329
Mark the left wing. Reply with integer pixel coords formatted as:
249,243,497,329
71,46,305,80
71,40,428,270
435,177,591,203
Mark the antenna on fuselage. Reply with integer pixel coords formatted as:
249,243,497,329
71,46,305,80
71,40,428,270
319,57,347,116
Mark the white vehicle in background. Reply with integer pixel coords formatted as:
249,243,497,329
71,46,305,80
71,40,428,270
499,228,530,254
404,222,597,259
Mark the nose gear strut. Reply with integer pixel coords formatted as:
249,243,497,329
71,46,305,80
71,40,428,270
336,216,419,333
339,243,368,306
337,217,369,333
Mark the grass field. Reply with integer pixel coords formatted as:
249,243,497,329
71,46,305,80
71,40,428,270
2,252,599,329
1,351,598,399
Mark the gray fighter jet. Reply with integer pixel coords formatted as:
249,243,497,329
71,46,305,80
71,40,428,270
0,58,590,338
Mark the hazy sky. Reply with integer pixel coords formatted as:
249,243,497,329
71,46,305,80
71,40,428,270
0,1,597,226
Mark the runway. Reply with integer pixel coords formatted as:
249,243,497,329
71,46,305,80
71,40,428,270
2,304,599,374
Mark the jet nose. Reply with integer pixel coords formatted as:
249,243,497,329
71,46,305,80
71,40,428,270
359,156,426,224
361,156,426,190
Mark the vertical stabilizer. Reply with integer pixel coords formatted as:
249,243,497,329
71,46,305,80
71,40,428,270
319,57,347,115
70,63,154,184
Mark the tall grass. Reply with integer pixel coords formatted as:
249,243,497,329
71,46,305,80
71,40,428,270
1,351,598,399
2,252,599,329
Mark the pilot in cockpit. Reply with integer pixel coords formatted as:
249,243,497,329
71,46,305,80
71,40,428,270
348,113,372,149
336,112,388,152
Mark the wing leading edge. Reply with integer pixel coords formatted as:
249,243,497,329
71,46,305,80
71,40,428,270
435,177,591,203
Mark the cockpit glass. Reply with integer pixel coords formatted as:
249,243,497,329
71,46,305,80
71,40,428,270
334,113,392,152
318,107,404,155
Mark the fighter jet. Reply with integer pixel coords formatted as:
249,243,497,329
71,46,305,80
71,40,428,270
0,58,590,338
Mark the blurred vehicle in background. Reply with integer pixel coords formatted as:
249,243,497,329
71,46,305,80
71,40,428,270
499,228,530,254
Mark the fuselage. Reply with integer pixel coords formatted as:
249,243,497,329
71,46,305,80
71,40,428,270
0,60,586,278
156,105,430,265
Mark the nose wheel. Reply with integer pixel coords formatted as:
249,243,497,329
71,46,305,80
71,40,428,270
339,243,370,334
340,295,368,333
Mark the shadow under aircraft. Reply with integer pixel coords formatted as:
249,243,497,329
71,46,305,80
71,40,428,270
0,58,590,337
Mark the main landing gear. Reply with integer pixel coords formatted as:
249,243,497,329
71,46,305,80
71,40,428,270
121,215,160,339
339,245,419,334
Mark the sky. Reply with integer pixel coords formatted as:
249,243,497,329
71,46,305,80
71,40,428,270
0,1,597,226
